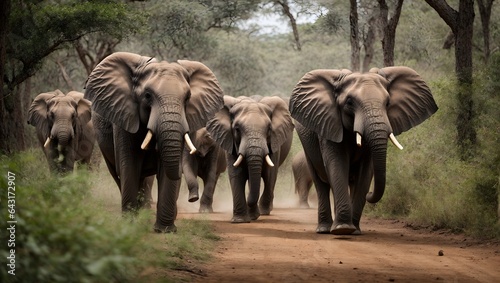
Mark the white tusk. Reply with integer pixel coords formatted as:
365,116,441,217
233,154,244,167
44,137,51,148
356,132,362,147
184,133,197,154
265,155,275,167
389,133,403,150
141,130,153,150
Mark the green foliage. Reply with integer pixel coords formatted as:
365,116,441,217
0,150,219,282
6,0,145,90
369,55,500,238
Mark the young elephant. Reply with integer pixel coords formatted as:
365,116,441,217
292,150,314,209
207,95,294,223
182,127,227,213
28,90,94,173
290,67,438,235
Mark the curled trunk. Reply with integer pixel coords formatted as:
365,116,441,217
365,130,388,203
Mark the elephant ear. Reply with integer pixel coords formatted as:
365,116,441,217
67,91,92,125
27,91,59,138
260,96,294,153
84,52,157,133
206,96,240,153
290,69,352,142
373,67,438,135
177,60,224,132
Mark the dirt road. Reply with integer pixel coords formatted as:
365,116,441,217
175,205,500,283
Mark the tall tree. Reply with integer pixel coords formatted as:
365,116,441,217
0,0,144,153
350,0,361,71
476,0,494,63
425,0,476,159
377,0,404,67
274,0,302,51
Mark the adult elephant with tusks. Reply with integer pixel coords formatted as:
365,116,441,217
290,67,438,235
84,52,224,233
207,95,294,223
28,90,94,174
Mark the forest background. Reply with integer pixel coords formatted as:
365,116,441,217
0,0,499,281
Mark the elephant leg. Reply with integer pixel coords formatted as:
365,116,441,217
199,172,219,213
227,155,250,223
310,171,333,234
182,152,200,202
155,170,181,233
259,153,279,215
295,172,312,209
138,176,154,209
321,139,356,235
350,158,374,235
114,129,143,213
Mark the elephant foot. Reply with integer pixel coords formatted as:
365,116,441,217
199,205,214,213
316,223,333,234
153,224,177,233
249,205,261,220
330,223,356,235
231,215,251,223
188,191,199,203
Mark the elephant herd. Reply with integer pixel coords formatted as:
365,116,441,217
28,52,438,235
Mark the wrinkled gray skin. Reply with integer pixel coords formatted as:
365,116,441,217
28,90,94,173
85,52,224,233
290,67,438,235
207,95,294,223
182,127,227,213
292,150,313,209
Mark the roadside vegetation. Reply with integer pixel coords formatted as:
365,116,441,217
0,150,219,282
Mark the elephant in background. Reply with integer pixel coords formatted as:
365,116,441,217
292,150,314,209
28,90,94,173
182,127,227,213
207,95,294,223
290,67,438,235
85,52,224,233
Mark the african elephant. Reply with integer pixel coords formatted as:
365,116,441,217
292,150,313,209
290,67,438,235
28,90,94,173
84,52,224,233
182,127,227,213
207,95,294,223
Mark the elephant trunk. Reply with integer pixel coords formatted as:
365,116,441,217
156,115,185,181
247,154,264,207
365,130,388,203
53,123,74,147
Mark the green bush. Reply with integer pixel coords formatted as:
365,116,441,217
0,150,219,282
368,56,500,238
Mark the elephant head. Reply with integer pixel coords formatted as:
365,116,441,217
84,52,224,180
190,127,217,158
290,66,438,203
28,90,92,172
207,95,294,207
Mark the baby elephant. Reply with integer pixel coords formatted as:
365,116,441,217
28,90,94,173
182,127,227,213
292,150,314,209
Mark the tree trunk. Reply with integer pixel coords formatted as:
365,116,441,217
378,0,404,67
476,0,493,63
362,17,376,72
349,0,360,72
275,0,302,51
425,0,476,159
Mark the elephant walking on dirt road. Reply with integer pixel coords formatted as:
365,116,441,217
84,52,224,233
207,95,294,223
290,67,438,235
183,127,227,213
28,90,94,174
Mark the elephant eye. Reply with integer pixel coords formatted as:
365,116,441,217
144,92,152,99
